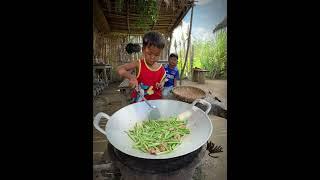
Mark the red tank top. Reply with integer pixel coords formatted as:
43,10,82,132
131,59,166,103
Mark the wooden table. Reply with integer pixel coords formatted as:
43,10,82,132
93,64,112,84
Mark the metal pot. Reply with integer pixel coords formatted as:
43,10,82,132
93,99,213,159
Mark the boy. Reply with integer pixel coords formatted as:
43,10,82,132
117,31,166,103
162,53,179,98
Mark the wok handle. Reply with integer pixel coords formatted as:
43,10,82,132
93,112,111,136
192,99,212,114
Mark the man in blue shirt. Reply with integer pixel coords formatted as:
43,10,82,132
162,53,180,98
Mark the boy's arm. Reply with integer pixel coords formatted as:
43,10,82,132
117,60,139,88
174,78,177,87
174,70,180,87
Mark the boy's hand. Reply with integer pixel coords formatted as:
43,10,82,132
156,81,165,90
129,77,138,89
157,77,167,90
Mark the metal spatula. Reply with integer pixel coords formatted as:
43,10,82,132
136,87,161,120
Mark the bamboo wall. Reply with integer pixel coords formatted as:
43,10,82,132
93,24,170,82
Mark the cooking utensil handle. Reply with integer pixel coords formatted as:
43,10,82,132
136,87,153,109
192,99,212,114
142,96,153,108
93,112,111,136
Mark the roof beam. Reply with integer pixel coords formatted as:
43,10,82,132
152,0,164,30
126,0,130,34
169,1,193,32
93,0,111,33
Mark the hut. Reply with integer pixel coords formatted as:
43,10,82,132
93,0,194,83
213,16,227,33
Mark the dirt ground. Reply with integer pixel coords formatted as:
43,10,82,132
93,79,227,180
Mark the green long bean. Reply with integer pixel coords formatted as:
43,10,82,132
125,117,190,155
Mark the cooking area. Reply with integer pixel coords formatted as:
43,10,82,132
93,80,227,180
108,143,205,180
93,0,227,179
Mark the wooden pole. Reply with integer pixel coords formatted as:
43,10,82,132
190,44,194,79
187,40,192,77
180,3,194,85
168,32,173,58
174,39,177,54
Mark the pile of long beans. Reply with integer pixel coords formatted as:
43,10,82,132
125,117,190,155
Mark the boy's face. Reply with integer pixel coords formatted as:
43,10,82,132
169,56,178,67
143,46,161,66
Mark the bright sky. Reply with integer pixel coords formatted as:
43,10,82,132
170,0,227,52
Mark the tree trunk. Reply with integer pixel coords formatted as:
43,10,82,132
212,68,217,79
180,4,194,85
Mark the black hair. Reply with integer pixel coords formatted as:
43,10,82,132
142,31,165,49
169,53,178,60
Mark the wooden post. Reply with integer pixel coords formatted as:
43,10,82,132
190,44,194,79
168,32,173,58
103,37,106,63
179,41,182,70
162,35,169,60
188,41,192,77
174,39,177,54
180,3,194,85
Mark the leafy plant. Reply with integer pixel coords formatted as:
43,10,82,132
115,0,125,13
176,30,227,79
135,0,159,30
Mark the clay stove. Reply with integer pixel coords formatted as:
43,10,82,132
107,143,206,180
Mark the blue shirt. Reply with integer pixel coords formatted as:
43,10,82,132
164,64,179,87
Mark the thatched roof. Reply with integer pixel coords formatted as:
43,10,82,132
95,0,194,35
213,16,227,33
